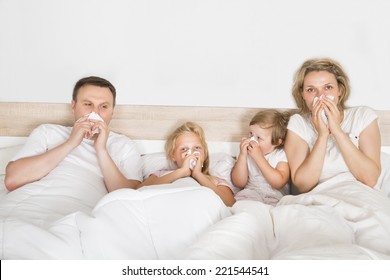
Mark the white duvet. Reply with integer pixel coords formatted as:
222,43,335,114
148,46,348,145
1,154,390,259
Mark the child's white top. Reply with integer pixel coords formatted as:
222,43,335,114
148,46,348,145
244,148,289,200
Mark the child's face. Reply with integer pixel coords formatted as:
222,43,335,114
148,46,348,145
249,124,278,155
171,132,205,167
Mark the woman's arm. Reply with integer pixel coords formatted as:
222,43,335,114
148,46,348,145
284,130,328,193
332,120,381,187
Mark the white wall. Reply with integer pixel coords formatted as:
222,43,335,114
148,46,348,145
1,0,389,109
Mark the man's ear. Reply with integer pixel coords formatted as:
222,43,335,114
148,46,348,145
71,100,76,114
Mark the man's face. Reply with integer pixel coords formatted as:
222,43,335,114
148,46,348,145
71,85,115,124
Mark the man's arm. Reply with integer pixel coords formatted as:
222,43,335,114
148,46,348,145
92,121,141,192
5,142,75,191
5,116,95,191
95,148,141,192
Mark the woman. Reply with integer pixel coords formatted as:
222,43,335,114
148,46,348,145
285,58,381,193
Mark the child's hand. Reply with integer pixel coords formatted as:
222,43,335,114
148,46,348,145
247,140,264,160
239,137,250,156
179,153,195,177
190,152,204,177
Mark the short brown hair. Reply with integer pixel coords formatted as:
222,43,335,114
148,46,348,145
72,76,117,106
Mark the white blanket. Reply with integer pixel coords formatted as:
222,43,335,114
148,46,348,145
183,172,390,259
0,175,231,259
1,145,390,259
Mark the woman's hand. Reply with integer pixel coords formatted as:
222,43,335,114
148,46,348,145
321,97,343,136
311,98,330,137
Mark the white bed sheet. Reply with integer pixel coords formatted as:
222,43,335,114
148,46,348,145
1,137,390,260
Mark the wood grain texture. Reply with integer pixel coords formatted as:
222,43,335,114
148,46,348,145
1,102,389,145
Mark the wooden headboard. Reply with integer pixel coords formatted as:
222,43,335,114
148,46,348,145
1,102,390,145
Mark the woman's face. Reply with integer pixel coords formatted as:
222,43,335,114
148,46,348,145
301,71,341,111
171,132,205,167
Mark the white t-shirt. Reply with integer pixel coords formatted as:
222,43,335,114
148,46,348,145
12,124,142,181
287,106,378,183
235,148,289,203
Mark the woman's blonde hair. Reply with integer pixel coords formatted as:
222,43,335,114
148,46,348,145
292,58,350,115
250,109,291,149
165,122,210,174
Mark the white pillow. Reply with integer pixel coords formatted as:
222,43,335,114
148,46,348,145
0,145,23,175
141,152,235,186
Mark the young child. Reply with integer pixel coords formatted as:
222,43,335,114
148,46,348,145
231,109,290,206
138,122,237,206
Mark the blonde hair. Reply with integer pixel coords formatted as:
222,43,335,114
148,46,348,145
250,109,291,149
292,58,350,116
165,122,210,174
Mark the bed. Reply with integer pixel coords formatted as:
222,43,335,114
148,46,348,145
1,102,390,260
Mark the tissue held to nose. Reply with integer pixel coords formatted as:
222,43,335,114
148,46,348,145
312,95,334,124
249,136,258,144
86,112,104,135
186,150,200,170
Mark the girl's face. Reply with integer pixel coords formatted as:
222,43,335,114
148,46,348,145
171,132,205,167
301,71,340,111
249,124,279,155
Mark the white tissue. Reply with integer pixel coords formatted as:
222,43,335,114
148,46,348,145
312,95,334,124
86,112,103,134
188,151,200,170
249,136,258,144
87,112,104,121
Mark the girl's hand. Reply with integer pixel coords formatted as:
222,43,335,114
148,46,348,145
179,154,194,177
190,152,204,178
247,141,263,160
239,137,250,156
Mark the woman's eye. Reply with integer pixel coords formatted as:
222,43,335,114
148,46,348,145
306,88,314,93
195,146,202,150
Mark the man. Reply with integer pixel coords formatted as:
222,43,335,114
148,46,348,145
5,76,142,193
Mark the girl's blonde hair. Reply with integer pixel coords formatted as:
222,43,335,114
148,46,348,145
250,109,291,149
292,58,350,116
165,122,210,174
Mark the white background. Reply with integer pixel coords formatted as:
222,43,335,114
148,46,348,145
0,0,389,109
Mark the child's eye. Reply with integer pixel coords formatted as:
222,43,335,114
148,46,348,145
325,85,333,90
181,147,188,152
195,146,202,150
